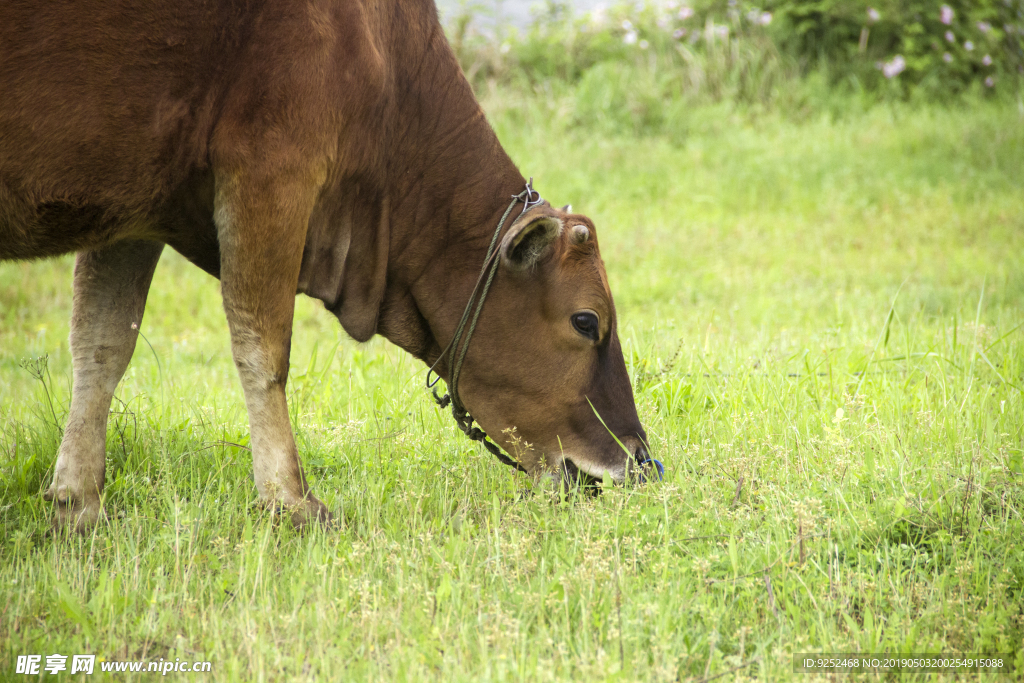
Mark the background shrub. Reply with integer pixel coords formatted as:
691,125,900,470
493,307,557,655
768,0,1024,95
449,0,1024,108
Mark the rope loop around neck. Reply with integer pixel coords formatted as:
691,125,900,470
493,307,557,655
424,178,542,473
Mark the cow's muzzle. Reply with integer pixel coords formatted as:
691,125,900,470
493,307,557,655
559,437,663,487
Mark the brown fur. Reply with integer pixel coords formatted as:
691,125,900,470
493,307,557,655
0,0,648,531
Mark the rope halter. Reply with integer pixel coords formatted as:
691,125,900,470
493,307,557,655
425,179,543,473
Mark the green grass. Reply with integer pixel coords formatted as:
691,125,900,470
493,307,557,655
2,98,1023,681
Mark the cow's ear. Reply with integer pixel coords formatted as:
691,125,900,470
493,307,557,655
501,215,562,271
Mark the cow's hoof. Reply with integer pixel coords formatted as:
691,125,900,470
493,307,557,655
288,495,335,531
43,485,103,535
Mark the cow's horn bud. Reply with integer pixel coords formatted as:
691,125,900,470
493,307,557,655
570,224,590,244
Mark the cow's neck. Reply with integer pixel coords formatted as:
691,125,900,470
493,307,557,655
298,4,525,370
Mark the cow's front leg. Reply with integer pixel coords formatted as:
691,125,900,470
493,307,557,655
44,240,164,532
215,169,331,528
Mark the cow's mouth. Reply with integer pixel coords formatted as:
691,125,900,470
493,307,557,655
559,457,601,490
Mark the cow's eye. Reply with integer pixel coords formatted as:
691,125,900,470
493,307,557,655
571,311,600,341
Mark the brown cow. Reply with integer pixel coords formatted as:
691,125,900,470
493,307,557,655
0,0,654,531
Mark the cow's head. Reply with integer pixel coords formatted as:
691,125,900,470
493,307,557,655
453,204,652,486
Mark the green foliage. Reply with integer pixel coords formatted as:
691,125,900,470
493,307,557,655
449,0,1024,111
767,0,1024,95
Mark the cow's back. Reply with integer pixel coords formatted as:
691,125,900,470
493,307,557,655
0,0,342,260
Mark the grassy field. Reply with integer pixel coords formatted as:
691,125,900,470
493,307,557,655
2,96,1023,681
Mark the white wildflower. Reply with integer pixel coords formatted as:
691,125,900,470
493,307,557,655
881,54,906,78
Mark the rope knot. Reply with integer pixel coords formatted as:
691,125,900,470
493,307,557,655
431,388,452,409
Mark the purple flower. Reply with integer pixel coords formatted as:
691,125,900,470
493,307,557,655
943,52,953,63
881,54,906,78
678,6,694,20
982,54,992,66
760,12,772,26
964,40,974,51
985,76,995,87
977,21,991,33
673,28,687,39
945,31,955,43
940,5,954,25
867,7,880,23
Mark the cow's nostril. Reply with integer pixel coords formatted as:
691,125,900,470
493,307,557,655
632,441,664,483
633,441,649,462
